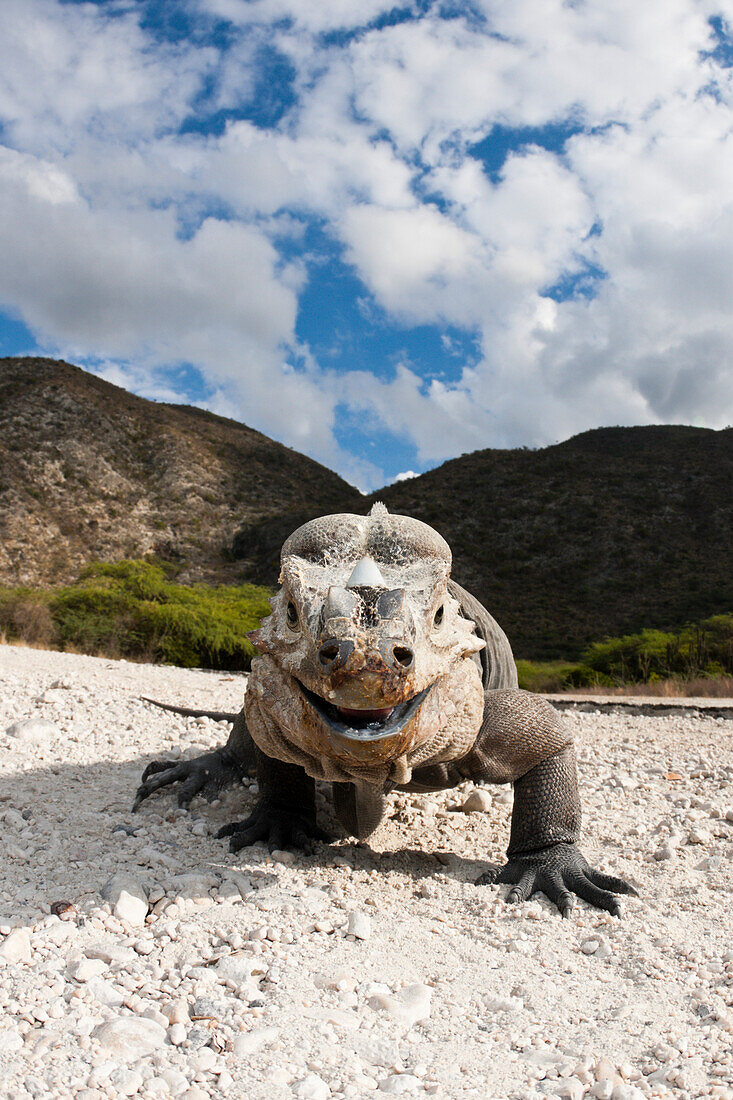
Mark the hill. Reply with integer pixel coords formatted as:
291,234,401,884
0,357,361,587
377,426,733,657
1,357,731,658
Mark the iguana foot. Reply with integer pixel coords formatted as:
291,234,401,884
133,749,243,811
217,799,330,854
475,843,638,917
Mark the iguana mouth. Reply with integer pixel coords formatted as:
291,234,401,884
296,681,432,742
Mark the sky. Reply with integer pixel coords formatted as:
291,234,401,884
0,1,732,490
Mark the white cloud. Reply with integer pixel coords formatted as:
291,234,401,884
340,204,490,326
0,0,731,489
196,0,398,33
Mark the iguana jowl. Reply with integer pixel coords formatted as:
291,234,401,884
135,504,636,916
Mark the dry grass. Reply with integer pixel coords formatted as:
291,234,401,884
568,676,733,698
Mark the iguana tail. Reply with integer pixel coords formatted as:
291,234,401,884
141,697,240,722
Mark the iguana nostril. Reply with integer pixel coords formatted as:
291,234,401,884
392,645,414,669
319,642,340,667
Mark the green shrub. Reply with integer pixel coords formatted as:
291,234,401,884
0,559,273,670
582,613,733,683
515,660,613,693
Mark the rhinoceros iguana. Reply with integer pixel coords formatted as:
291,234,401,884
135,504,636,916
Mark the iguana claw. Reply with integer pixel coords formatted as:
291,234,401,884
133,749,243,811
217,800,330,853
476,843,638,917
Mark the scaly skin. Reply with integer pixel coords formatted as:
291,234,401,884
135,505,638,916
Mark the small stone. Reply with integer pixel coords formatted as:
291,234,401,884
654,843,675,861
0,1026,24,1052
379,1074,422,1094
0,928,31,964
102,874,148,925
696,856,722,871
555,1080,584,1100
173,872,217,899
114,891,148,926
368,984,431,1028
190,1045,220,1072
216,954,261,992
108,1068,144,1097
192,996,223,1020
84,941,136,966
485,996,522,1012
68,957,107,983
581,935,612,960
687,827,712,845
92,1017,167,1062
232,1026,279,1056
595,1058,617,1083
272,849,296,864
86,977,125,1007
461,789,493,812
162,999,189,1025
292,1073,331,1099
347,911,371,940
352,1034,401,1067
5,717,59,741
159,1069,189,1097
168,1024,187,1046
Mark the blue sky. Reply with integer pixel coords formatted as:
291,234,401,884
1,1,732,489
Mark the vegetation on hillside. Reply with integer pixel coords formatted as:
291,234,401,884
1,560,730,695
380,425,733,660
516,612,733,693
0,560,272,670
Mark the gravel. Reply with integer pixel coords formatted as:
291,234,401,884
1,643,732,1100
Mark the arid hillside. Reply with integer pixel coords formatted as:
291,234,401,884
1,356,731,658
378,425,733,657
0,357,361,587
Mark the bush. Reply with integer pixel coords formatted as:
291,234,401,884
515,660,613,693
0,589,58,647
0,559,273,670
582,613,733,683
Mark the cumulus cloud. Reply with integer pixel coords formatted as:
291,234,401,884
0,0,731,489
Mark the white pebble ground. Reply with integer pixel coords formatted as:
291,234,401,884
1,644,732,1100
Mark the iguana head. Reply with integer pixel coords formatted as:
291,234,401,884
246,503,485,780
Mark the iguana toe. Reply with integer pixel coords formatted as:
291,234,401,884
217,802,329,853
134,749,242,811
476,843,637,917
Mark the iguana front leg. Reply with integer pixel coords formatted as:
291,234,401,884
218,746,329,853
134,708,254,810
467,691,638,916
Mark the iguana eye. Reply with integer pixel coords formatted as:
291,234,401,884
433,605,444,628
286,602,300,630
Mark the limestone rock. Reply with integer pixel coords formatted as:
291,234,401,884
92,1016,167,1061
0,928,31,965
67,957,107,982
379,1075,422,1094
368,983,432,1028
232,1026,279,1056
292,1074,331,1099
5,717,59,741
346,910,371,940
461,789,493,812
